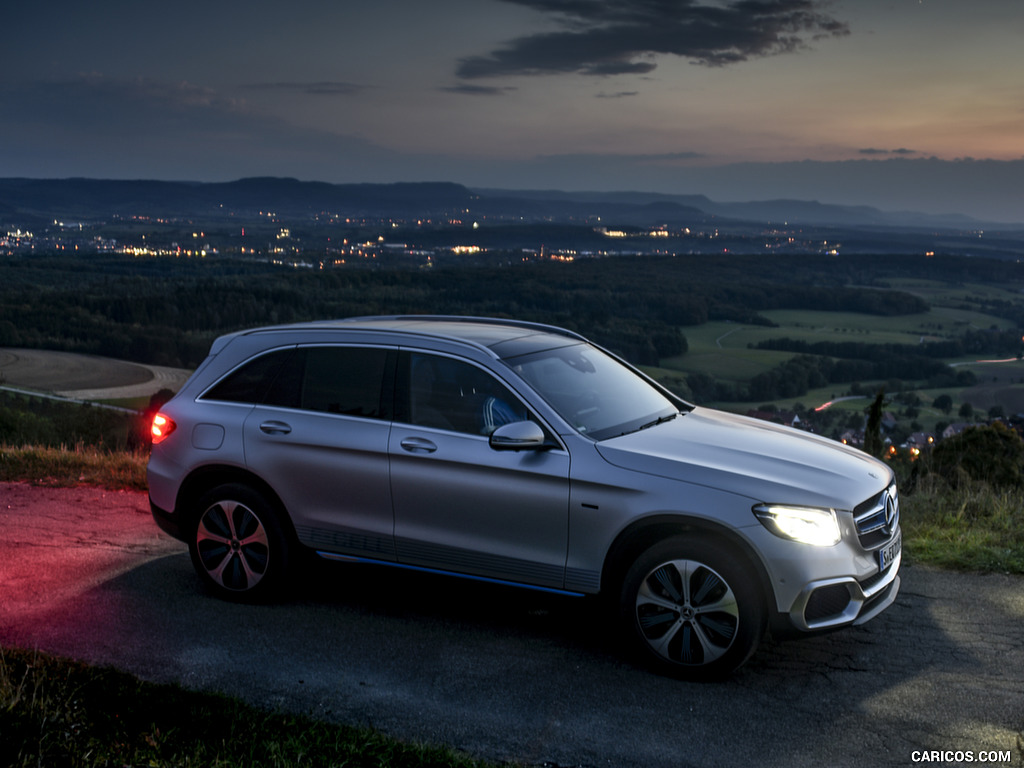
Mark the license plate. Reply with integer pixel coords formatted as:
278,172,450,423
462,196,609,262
878,531,902,571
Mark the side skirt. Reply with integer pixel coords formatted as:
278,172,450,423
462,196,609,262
315,551,587,598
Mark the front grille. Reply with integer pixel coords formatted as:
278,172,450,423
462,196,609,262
854,484,899,550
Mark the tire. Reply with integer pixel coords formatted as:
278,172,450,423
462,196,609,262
619,535,766,680
189,483,290,602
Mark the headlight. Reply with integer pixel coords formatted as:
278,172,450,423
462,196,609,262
753,504,841,547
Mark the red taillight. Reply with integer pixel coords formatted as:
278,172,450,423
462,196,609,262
151,413,176,444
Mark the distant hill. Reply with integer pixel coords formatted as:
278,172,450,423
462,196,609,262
0,177,475,221
471,187,988,229
0,176,1004,230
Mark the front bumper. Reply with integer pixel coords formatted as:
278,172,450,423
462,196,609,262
787,545,902,631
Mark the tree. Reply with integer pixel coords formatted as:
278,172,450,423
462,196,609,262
929,423,1024,487
863,388,886,458
932,393,953,414
959,402,974,419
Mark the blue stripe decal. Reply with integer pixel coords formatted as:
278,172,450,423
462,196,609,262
315,552,586,598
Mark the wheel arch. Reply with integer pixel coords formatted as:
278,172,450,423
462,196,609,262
174,464,298,543
602,515,773,609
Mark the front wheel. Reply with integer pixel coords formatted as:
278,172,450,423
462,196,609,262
189,483,290,602
619,535,766,680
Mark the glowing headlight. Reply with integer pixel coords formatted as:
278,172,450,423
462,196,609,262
753,504,841,547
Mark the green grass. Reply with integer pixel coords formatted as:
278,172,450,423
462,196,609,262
0,647,497,768
901,477,1024,573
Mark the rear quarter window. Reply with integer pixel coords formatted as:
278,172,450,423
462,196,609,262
202,345,392,420
202,348,296,404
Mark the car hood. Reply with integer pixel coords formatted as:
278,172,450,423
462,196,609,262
596,407,891,510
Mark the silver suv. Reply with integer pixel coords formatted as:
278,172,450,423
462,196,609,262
148,315,901,679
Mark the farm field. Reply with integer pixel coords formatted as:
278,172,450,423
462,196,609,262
657,290,1024,421
884,276,1024,308
667,302,1017,373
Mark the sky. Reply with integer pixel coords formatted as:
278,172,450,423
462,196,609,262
2,0,1023,222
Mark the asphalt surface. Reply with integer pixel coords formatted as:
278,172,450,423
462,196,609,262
0,347,191,400
1,480,1022,767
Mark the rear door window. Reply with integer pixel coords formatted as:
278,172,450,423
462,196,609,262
291,346,390,418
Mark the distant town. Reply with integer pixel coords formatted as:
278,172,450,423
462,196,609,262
2,177,1023,263
0,216,858,265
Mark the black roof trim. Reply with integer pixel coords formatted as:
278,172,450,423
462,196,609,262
340,315,586,342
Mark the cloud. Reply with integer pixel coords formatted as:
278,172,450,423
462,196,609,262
455,0,849,79
0,75,244,130
537,150,707,166
439,83,519,96
859,147,918,156
242,81,365,96
595,90,640,98
0,75,393,181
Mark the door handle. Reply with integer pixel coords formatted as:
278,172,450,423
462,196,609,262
259,420,292,435
400,437,437,454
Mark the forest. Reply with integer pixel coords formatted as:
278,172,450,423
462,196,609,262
2,250,1023,405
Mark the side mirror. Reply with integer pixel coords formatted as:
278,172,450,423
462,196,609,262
489,420,548,451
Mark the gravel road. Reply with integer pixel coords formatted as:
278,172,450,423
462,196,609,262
0,481,1021,767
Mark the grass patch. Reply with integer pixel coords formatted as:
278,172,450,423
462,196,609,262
0,647,498,768
0,443,148,490
900,479,1024,573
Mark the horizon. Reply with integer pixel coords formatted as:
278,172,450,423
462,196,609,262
3,1,1022,222
5,173,1022,230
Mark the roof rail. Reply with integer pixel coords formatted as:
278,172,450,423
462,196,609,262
340,315,587,342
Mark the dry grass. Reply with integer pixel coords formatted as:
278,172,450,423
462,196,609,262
0,443,148,490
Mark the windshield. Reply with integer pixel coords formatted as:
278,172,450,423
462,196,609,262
507,343,678,440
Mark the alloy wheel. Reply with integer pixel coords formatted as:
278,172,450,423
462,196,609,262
196,499,270,592
634,558,740,666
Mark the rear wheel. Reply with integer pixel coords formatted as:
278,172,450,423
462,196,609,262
189,483,290,602
620,535,766,680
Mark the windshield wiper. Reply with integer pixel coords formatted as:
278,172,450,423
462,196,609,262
618,411,680,437
641,411,679,430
